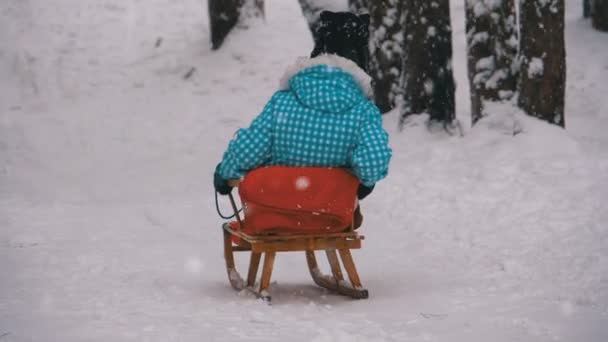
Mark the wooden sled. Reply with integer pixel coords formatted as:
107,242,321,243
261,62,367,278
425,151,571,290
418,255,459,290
222,189,368,303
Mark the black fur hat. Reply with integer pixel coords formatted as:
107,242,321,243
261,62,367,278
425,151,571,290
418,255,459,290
310,11,371,73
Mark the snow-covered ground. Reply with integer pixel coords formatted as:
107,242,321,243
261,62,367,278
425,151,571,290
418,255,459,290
1,0,607,341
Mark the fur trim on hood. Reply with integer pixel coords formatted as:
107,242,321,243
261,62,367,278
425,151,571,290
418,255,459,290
279,54,373,98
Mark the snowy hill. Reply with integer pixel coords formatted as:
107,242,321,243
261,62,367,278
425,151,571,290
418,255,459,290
1,0,607,341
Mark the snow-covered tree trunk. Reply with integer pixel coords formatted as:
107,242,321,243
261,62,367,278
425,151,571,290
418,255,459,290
349,0,369,13
401,0,456,125
466,0,518,125
592,0,608,31
518,0,566,127
208,0,264,50
368,0,405,113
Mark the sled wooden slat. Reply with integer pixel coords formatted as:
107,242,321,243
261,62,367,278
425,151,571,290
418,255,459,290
338,248,363,288
325,250,344,282
305,250,369,299
223,224,363,243
247,252,262,287
250,237,361,253
259,252,276,301
221,192,368,302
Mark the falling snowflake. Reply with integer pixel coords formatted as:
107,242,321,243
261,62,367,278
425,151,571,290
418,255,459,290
184,257,204,275
294,176,311,191
424,79,434,95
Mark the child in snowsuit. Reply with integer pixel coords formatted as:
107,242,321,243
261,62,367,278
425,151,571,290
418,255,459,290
214,11,391,201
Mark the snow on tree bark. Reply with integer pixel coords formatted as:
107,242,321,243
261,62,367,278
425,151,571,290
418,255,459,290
466,0,518,125
349,0,369,13
368,0,405,113
240,0,265,21
401,0,456,125
208,0,264,50
518,0,566,128
592,0,608,31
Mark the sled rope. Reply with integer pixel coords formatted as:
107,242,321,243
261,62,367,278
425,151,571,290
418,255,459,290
215,190,242,220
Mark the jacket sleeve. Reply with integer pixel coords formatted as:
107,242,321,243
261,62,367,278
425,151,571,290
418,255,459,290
351,104,392,187
218,96,276,180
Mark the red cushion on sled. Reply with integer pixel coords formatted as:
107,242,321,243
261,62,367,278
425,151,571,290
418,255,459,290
237,166,359,235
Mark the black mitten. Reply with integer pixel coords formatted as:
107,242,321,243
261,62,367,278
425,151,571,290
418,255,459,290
214,164,232,195
357,183,374,200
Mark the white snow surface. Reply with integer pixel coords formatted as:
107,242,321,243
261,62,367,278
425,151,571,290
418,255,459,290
1,1,607,341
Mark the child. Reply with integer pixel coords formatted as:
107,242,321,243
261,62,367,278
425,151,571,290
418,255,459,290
214,11,391,201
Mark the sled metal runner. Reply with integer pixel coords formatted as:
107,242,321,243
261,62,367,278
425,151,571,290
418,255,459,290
222,191,368,302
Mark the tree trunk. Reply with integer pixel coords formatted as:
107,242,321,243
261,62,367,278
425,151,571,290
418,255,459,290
368,0,405,113
209,0,239,50
593,0,608,31
349,0,369,13
466,0,518,125
584,0,592,18
401,0,456,125
208,0,264,50
518,0,566,127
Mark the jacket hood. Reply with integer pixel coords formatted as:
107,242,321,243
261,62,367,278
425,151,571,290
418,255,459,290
279,54,373,113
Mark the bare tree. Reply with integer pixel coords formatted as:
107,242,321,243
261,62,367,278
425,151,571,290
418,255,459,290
368,0,405,113
466,0,518,125
401,0,456,125
208,0,264,50
518,0,566,127
593,0,608,31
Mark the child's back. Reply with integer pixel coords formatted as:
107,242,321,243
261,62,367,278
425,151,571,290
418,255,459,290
215,11,391,198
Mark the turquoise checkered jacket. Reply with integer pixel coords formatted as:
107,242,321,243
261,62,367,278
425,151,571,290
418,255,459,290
218,55,392,187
